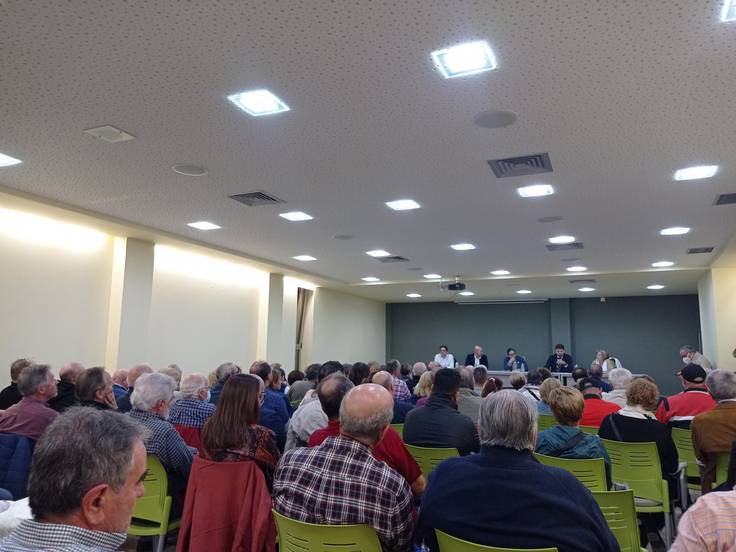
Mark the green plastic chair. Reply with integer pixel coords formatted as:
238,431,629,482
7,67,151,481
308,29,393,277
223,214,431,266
533,453,608,492
128,455,180,552
436,530,558,551
272,509,381,551
290,399,301,410
390,423,404,438
537,414,556,432
579,425,599,435
405,444,459,476
671,427,700,490
591,490,646,552
713,451,731,489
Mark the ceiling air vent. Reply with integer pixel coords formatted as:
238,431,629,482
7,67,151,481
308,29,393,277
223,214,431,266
714,193,736,206
377,256,409,263
569,279,596,284
488,152,553,178
229,191,285,206
687,247,715,254
546,242,584,252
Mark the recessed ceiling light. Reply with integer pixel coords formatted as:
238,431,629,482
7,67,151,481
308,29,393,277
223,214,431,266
647,284,666,290
651,261,675,268
293,255,317,262
83,125,135,143
361,277,380,282
406,293,422,298
431,40,497,79
517,184,555,198
516,289,532,295
660,226,690,236
722,0,736,22
366,249,391,258
459,291,475,296
566,265,588,272
423,273,442,279
385,199,421,211
549,235,576,244
0,152,22,167
187,221,221,231
473,110,518,129
172,164,208,177
578,287,596,293
674,165,718,181
227,89,290,117
279,211,313,222
450,243,476,251
491,270,511,276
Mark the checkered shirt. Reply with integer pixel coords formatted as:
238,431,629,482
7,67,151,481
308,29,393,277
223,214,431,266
169,398,215,429
127,409,194,479
273,435,414,552
0,520,126,551
391,375,411,402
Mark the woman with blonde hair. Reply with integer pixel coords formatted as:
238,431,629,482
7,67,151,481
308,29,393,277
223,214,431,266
412,370,433,406
537,377,562,414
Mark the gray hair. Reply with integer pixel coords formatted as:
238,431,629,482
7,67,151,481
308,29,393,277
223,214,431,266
458,367,475,389
479,390,538,451
215,362,238,383
179,373,208,399
158,365,182,389
706,370,736,402
412,362,428,377
608,367,633,390
17,364,53,396
131,372,174,411
509,371,527,390
340,391,393,445
680,345,697,354
128,363,152,387
28,408,149,519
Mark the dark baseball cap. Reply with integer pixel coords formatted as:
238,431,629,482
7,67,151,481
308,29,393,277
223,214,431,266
678,364,707,384
579,377,602,392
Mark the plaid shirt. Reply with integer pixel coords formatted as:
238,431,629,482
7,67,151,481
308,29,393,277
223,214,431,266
391,376,411,402
0,520,126,551
169,398,215,429
127,409,194,479
273,435,414,552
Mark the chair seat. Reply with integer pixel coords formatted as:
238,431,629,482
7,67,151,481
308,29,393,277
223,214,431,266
129,517,180,536
633,497,662,507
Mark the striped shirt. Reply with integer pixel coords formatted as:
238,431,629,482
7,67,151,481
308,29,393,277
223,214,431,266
127,409,194,479
391,376,411,402
0,520,126,551
671,489,736,551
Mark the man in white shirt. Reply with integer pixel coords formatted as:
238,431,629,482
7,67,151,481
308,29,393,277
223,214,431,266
434,345,455,369
679,345,713,371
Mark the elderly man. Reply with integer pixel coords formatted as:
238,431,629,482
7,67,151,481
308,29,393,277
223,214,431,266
0,408,147,551
602,367,632,407
680,345,713,371
48,362,84,413
384,360,411,402
169,373,215,431
0,358,32,410
406,362,427,394
588,364,612,393
371,371,415,424
419,391,618,552
76,367,117,410
250,361,290,450
116,363,152,413
656,364,715,428
111,369,128,402
691,370,736,492
159,364,182,390
578,377,620,427
456,367,482,423
275,384,415,552
0,364,58,441
464,346,488,369
403,368,479,456
209,362,239,405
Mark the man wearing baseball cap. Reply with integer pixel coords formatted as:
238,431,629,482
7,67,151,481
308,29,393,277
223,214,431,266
656,364,716,429
579,377,621,427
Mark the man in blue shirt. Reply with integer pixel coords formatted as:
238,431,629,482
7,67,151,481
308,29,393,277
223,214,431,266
250,361,290,451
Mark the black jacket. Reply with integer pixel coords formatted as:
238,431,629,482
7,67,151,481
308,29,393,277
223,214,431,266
0,383,22,411
544,353,574,372
48,381,79,413
403,394,479,456
464,354,489,368
392,399,415,424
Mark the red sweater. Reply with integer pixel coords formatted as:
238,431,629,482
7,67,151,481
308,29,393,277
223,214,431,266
656,388,716,427
581,396,621,428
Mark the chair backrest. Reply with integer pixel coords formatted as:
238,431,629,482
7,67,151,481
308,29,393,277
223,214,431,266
601,439,668,507
533,453,608,492
436,530,558,551
290,399,301,411
272,509,381,552
591,490,640,552
131,455,171,525
404,444,459,476
174,424,202,450
537,415,556,431
714,450,731,488
390,423,404,438
671,427,699,480
579,425,599,435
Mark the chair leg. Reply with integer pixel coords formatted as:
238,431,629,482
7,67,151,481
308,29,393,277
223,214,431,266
679,471,689,513
664,512,674,548
154,535,165,552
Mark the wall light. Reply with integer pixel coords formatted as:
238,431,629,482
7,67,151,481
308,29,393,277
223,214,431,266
154,245,267,288
0,207,107,253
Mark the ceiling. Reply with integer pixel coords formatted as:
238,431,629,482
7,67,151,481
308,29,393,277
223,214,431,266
1,0,735,302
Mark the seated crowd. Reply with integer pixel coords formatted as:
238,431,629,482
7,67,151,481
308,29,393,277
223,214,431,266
0,347,733,551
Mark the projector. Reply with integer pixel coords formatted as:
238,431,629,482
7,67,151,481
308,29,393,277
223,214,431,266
447,282,466,291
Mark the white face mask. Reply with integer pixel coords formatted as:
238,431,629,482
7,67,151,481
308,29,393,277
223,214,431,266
206,390,211,403
683,357,690,365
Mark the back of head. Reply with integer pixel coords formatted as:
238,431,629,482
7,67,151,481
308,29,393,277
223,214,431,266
427,361,440,371
305,363,321,382
589,364,604,379
250,361,272,383
706,370,736,402
548,386,584,426
10,358,33,383
608,367,632,390
572,367,589,382
626,378,659,411
385,359,401,375
179,373,208,399
400,363,411,378
59,362,85,385
127,363,153,387
371,370,393,391
215,362,239,384
318,360,343,382
537,367,552,381
458,367,475,390
287,369,305,386
17,364,53,397
317,373,354,420
433,368,461,395
130,372,174,411
479,390,537,451
412,362,428,378
348,362,370,386
481,377,503,397
527,369,544,386
158,365,182,389
202,374,262,451
414,371,433,397
28,408,148,521
539,377,562,403
112,368,128,386
76,367,111,403
473,366,488,387
509,371,527,390
340,384,394,446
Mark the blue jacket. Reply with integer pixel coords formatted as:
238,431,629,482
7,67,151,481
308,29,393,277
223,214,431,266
116,388,134,413
259,388,289,451
418,446,618,552
209,382,224,405
503,356,529,371
392,399,414,424
535,425,611,486
544,353,574,372
0,433,35,500
112,384,128,402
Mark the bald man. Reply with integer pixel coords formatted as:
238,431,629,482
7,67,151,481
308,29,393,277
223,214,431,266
112,368,128,402
275,384,415,551
372,371,415,424
116,363,152,413
48,362,84,413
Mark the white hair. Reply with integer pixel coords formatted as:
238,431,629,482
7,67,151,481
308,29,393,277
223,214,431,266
608,367,632,390
131,373,174,411
706,370,736,402
479,390,537,451
158,365,182,389
179,373,208,399
412,362,428,377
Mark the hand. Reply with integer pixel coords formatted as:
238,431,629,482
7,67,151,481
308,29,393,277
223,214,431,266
104,391,118,410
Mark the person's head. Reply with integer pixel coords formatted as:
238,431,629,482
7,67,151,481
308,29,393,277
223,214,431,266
595,350,609,363
537,367,552,381
479,390,537,451
59,362,85,385
28,408,148,533
348,362,370,386
201,374,263,452
399,363,411,379
10,358,33,383
112,369,128,389
412,362,428,378
588,364,604,379
130,373,174,418
414,371,433,397
76,368,114,405
526,369,544,386
339,384,394,448
506,347,517,359
179,373,210,402
473,366,488,388
473,345,483,357
127,364,152,388
609,367,633,391
427,361,440,371
679,345,698,362
287,369,305,386
305,363,321,383
705,370,736,402
215,362,239,384
18,364,57,400
572,367,588,382
432,368,461,402
481,377,503,397
385,359,401,377
548,386,585,426
539,377,562,404
207,371,218,389
317,373,354,420
158,365,182,390
509,371,527,390
371,370,394,393
270,367,283,390
458,367,475,390
578,377,602,397
439,345,449,356
678,364,707,390
319,361,344,382
554,344,566,357
249,361,272,385
626,378,659,411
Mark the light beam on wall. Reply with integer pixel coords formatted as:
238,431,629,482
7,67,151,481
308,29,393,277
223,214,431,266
154,245,267,288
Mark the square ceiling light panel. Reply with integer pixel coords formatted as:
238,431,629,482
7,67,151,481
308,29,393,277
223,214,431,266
431,41,497,79
227,89,290,117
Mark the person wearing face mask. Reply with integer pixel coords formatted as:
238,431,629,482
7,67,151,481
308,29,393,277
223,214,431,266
679,345,713,372
503,348,529,372
169,373,216,448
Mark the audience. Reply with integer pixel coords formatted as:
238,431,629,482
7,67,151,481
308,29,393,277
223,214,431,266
455,366,482,423
111,368,128,402
48,362,84,413
159,364,183,391
269,364,286,394
509,371,527,391
519,369,545,404
572,366,588,383
274,384,415,552
116,363,152,413
418,390,618,552
412,370,433,406
472,365,487,394
691,369,736,492
384,359,411,402
656,364,715,428
209,362,239,405
602,367,632,407
672,486,736,551
503,347,529,371
287,363,318,403
249,361,290,451
169,373,215,430
588,364,613,392
286,367,304,387
0,363,59,441
347,361,370,387
537,376,562,414
481,376,504,397
680,344,712,371
0,408,147,551
406,362,427,393
371,371,415,423
578,377,621,427
76,367,117,410
403,368,479,455
0,358,32,410
200,373,281,490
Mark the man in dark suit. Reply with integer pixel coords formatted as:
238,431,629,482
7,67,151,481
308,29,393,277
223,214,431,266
464,346,489,369
544,344,574,373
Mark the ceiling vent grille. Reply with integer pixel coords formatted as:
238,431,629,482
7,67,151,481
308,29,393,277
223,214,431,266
546,242,584,252
377,256,409,263
687,247,715,254
488,152,553,178
229,191,285,206
569,279,596,284
714,193,736,206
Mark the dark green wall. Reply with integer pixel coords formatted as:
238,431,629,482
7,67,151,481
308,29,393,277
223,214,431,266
387,294,701,395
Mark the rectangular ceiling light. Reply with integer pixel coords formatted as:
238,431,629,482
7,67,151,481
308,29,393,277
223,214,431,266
723,0,736,21
431,40,497,79
0,152,22,167
279,211,313,221
674,165,718,181
450,243,476,251
83,125,135,143
293,255,316,262
385,199,421,211
517,184,555,198
366,249,391,257
187,221,221,230
227,89,290,117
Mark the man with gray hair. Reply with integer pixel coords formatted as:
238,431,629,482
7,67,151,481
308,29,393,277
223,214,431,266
169,373,215,431
419,390,618,552
691,370,736,492
116,363,152,413
0,358,33,411
406,362,427,394
209,362,239,405
384,359,411,402
602,367,632,407
0,408,148,551
275,384,415,551
159,364,183,390
0,364,58,441
371,371,415,424
111,368,128,402
680,345,713,371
